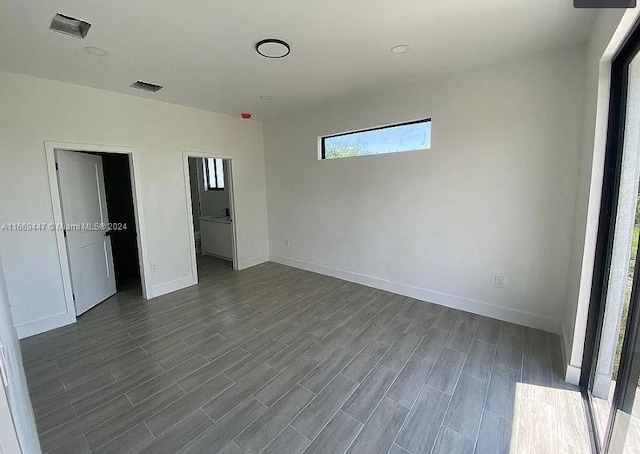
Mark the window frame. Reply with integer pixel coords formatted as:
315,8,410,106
320,118,432,160
580,18,640,454
203,158,225,191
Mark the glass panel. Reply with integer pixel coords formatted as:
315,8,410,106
323,120,431,159
590,49,640,448
215,159,225,189
614,106,640,450
614,348,640,453
203,158,214,189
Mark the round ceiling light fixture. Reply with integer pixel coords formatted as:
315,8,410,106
84,46,109,56
390,44,410,55
259,94,273,101
255,39,291,59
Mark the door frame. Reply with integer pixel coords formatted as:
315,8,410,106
0,379,22,454
182,151,239,279
44,141,151,322
580,19,640,454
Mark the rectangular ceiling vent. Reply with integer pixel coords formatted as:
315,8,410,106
130,81,164,93
50,13,91,39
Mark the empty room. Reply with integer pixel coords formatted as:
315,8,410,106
2,1,640,453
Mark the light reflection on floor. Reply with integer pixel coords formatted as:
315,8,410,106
578,381,640,453
511,383,589,453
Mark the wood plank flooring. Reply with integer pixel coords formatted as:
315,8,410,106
20,256,589,453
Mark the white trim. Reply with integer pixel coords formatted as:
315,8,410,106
0,379,22,454
44,144,76,327
238,255,269,270
566,365,582,386
568,58,615,374
566,8,640,377
562,321,572,363
603,8,640,61
271,255,561,334
147,275,198,299
201,252,232,262
560,321,579,385
15,311,75,339
182,151,240,285
42,141,151,336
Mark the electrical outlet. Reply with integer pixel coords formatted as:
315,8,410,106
150,262,157,272
494,275,505,288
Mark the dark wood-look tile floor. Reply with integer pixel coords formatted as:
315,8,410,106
20,256,589,454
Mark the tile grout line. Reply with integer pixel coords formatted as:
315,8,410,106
470,333,499,452
427,319,479,454
238,379,317,454
282,304,405,452
386,321,446,454
88,386,190,453
25,260,565,454
340,324,431,454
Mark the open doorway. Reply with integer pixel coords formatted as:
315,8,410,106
49,146,145,317
101,153,141,291
186,155,237,278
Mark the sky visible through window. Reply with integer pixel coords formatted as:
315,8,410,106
323,120,431,159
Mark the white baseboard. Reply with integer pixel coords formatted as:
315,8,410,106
561,322,573,366
143,255,267,300
202,252,232,262
270,255,561,334
561,321,582,385
238,255,269,270
565,365,582,386
16,311,76,339
18,274,200,337
147,275,198,299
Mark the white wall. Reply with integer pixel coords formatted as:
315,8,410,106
562,9,627,384
264,45,586,333
0,251,41,453
0,70,269,338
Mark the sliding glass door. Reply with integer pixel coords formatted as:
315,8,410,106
583,21,640,454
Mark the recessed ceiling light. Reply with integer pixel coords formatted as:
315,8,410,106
50,13,91,39
259,95,273,101
130,81,163,93
256,39,291,59
390,44,410,54
84,46,109,57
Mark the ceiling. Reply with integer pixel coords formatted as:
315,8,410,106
0,1,594,119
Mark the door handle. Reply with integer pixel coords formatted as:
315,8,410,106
104,230,114,237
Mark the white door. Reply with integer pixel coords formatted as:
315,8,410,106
56,150,116,315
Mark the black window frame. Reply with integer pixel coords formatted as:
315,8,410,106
320,118,432,160
204,158,225,191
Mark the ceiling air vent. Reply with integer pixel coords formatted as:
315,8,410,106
50,13,91,39
130,81,164,93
